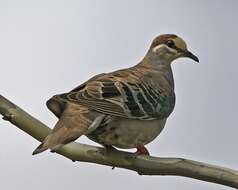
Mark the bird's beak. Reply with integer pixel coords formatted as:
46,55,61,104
183,50,199,63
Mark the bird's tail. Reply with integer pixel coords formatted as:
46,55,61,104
32,143,47,155
32,107,88,155
32,122,73,155
32,133,64,155
32,103,103,155
32,122,84,155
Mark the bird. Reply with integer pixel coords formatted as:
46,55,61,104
32,34,199,156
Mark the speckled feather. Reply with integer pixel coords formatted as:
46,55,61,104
32,34,197,154
57,64,175,121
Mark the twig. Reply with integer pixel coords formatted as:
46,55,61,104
0,94,238,189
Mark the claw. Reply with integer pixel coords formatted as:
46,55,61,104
135,144,150,155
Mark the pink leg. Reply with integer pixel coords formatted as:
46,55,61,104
135,144,150,155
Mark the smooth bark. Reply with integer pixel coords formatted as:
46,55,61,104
0,95,238,189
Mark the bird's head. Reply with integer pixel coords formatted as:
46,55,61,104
146,34,199,64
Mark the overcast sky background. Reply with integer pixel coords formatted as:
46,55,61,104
0,0,238,189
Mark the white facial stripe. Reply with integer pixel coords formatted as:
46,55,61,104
152,44,166,52
152,44,177,54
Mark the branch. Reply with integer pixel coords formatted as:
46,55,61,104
0,95,238,189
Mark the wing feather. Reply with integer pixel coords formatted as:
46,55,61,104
56,68,175,120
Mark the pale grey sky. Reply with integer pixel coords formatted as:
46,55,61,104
0,0,238,189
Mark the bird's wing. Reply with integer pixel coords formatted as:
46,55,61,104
58,68,175,120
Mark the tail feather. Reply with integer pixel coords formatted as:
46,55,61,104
32,142,50,155
32,134,63,155
32,141,64,155
32,103,102,155
32,126,73,155
32,119,87,155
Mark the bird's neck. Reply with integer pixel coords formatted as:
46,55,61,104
139,51,172,70
138,54,175,89
142,49,172,66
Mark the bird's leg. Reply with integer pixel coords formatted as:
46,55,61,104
135,144,150,155
104,144,117,152
103,145,117,170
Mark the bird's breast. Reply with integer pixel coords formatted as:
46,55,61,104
86,117,167,149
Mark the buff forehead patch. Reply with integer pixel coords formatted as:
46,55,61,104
173,37,187,50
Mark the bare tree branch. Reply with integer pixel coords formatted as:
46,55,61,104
0,94,238,189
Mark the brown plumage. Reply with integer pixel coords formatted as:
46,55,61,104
33,34,199,155
150,34,177,48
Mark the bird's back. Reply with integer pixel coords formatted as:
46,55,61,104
47,63,175,121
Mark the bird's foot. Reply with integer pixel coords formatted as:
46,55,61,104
135,144,150,155
104,145,117,152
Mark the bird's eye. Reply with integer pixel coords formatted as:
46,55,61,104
166,40,175,48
